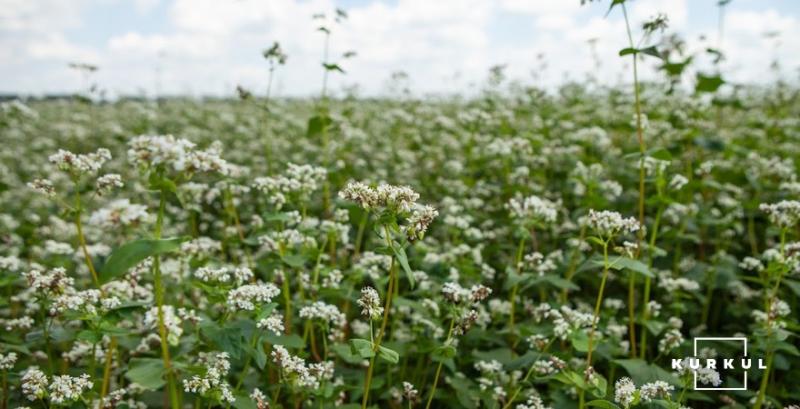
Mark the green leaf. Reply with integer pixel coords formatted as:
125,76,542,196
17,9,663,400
148,172,177,194
76,330,102,344
377,345,399,364
695,73,725,93
538,275,580,291
432,345,457,362
639,45,661,59
590,373,608,398
201,322,246,360
605,0,626,17
349,338,375,359
281,254,307,268
101,237,188,282
619,46,661,60
614,359,680,385
571,331,590,352
553,370,587,389
648,147,672,161
246,341,268,369
586,401,621,409
306,115,332,138
392,245,415,288
125,358,166,390
264,333,305,349
232,392,258,409
332,343,364,365
643,320,667,335
775,341,800,356
322,63,345,73
606,256,654,278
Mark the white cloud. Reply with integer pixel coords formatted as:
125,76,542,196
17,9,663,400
0,0,798,96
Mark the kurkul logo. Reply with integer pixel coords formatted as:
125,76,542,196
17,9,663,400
670,337,766,391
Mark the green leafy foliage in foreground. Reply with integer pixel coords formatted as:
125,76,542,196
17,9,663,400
2,29,800,409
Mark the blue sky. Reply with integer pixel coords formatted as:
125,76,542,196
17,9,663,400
2,0,800,97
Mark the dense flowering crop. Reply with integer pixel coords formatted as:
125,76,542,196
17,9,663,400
2,5,800,405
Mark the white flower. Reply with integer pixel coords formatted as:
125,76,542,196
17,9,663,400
28,178,56,197
299,301,346,328
405,204,439,240
357,286,384,320
586,209,640,238
669,174,689,190
128,135,230,175
640,380,674,401
695,367,722,386
614,377,637,408
507,195,559,225
24,267,74,296
516,394,552,409
96,173,123,195
658,328,684,354
144,305,183,345
88,199,150,228
339,181,421,213
194,266,253,284
228,283,280,311
760,200,800,228
182,237,222,257
271,345,327,389
402,381,419,402
21,367,48,401
49,148,111,174
0,352,17,370
250,388,269,409
257,314,285,336
183,352,235,404
48,374,93,404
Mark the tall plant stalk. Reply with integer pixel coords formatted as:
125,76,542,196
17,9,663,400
361,225,397,409
622,2,647,357
424,319,455,409
579,239,610,409
153,189,180,409
754,228,788,409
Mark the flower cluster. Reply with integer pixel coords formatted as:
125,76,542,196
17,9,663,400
760,200,800,228
507,195,559,225
227,282,281,311
128,135,231,175
357,286,383,320
586,209,641,238
49,148,111,174
271,345,333,390
21,367,92,405
183,352,235,404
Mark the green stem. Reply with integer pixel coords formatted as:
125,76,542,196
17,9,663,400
754,228,788,409
73,186,99,287
361,225,397,409
508,236,526,332
99,337,117,401
639,205,663,358
2,371,7,409
586,241,610,368
502,340,554,409
153,189,180,409
581,241,610,409
754,353,773,409
424,319,455,409
353,212,369,258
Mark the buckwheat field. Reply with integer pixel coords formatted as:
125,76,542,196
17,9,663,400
2,1,800,409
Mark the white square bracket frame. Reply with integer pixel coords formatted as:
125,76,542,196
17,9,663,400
692,337,748,391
